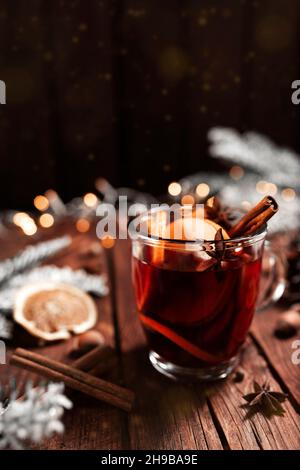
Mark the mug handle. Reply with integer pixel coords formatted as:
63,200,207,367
256,241,287,311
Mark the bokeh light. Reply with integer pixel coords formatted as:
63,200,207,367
101,235,116,249
39,213,54,228
229,165,244,181
83,192,98,208
195,183,210,198
281,188,296,202
22,222,37,236
181,194,195,206
76,218,90,233
13,212,37,236
256,180,277,196
34,195,49,211
241,201,252,211
13,212,30,226
168,182,182,197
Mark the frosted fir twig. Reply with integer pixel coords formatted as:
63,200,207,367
208,127,300,187
0,265,109,311
0,236,71,285
179,171,300,232
0,315,13,340
0,382,72,450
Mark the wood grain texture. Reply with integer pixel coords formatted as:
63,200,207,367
1,226,300,450
115,238,300,450
251,306,300,409
2,224,127,450
114,238,222,450
204,339,300,450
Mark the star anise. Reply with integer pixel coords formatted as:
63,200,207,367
203,228,226,275
243,381,288,417
204,196,236,230
205,228,225,266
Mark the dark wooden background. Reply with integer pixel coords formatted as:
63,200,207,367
0,0,300,209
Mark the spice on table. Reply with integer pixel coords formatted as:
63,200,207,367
11,347,134,412
274,320,297,339
233,370,244,383
13,282,97,341
274,308,300,339
243,380,288,417
70,330,105,358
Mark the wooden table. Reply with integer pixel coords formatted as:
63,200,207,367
1,222,300,450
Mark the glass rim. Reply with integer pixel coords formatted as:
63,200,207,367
128,206,268,248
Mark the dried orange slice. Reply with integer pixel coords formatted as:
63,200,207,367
13,282,97,341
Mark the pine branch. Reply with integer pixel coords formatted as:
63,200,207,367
208,127,300,187
0,236,71,285
0,382,72,449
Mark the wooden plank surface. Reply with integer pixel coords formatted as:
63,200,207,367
251,307,300,409
1,225,300,450
113,239,223,450
204,339,300,450
114,238,300,450
1,223,127,450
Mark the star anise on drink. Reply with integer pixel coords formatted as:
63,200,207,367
204,196,236,230
243,381,288,417
204,228,225,269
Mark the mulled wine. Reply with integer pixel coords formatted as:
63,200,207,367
130,196,279,380
132,244,262,370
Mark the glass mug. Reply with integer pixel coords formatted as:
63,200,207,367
129,207,285,381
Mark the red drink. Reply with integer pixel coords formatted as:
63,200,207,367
133,246,262,369
131,236,264,380
130,202,281,381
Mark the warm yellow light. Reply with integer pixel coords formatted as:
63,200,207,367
241,200,251,211
181,194,195,206
39,213,54,228
101,235,116,249
34,195,49,211
21,218,37,236
268,183,277,195
281,188,296,201
168,182,182,197
13,212,37,235
83,192,98,208
22,225,37,236
195,183,210,198
76,218,90,233
229,165,244,181
256,180,268,194
256,180,277,195
13,212,30,226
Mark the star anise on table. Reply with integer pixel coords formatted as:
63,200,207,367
243,381,288,418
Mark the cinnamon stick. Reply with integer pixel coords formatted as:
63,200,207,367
11,348,134,412
72,345,117,374
139,313,222,364
229,195,278,238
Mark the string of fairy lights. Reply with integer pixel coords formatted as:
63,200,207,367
12,190,99,236
168,164,296,208
9,164,297,241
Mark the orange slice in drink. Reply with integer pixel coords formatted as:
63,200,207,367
149,215,229,266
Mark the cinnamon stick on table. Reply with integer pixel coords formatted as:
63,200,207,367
11,348,134,412
72,344,118,375
229,195,278,238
